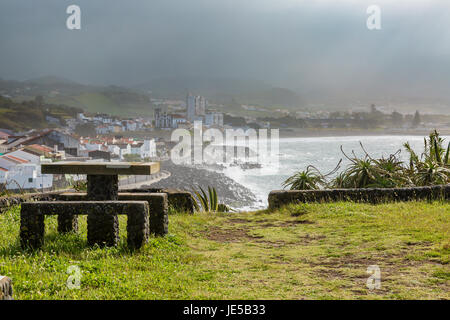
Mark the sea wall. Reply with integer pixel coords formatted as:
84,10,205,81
268,185,450,209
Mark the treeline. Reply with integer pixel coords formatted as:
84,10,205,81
225,106,425,130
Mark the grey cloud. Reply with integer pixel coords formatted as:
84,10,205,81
0,0,449,103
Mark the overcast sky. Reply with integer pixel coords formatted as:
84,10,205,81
1,0,449,99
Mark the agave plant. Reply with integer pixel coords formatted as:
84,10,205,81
414,159,450,186
192,186,232,213
330,172,349,189
283,166,326,190
371,152,410,188
338,145,382,188
403,130,450,186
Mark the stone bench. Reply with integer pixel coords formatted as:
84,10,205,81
58,192,169,236
120,188,194,213
20,201,154,250
0,276,13,300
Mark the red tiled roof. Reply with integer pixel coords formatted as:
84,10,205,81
0,167,8,172
2,155,29,164
0,131,10,139
27,144,53,153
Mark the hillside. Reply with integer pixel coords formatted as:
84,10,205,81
0,77,152,117
136,76,303,109
0,96,82,132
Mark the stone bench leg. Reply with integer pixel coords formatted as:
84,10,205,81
57,213,78,233
148,194,168,236
127,203,149,249
87,208,119,247
20,205,45,249
0,276,13,300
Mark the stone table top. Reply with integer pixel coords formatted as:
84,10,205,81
41,161,160,176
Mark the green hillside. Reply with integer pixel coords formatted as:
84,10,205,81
1,77,153,117
0,96,82,132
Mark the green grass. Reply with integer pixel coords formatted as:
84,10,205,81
0,201,448,300
47,93,152,117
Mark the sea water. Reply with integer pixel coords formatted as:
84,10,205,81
218,135,449,210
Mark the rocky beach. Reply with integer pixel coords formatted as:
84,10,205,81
145,161,259,210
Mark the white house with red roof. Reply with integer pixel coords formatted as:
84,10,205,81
0,149,53,191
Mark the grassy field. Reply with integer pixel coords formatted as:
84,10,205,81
46,92,152,117
0,201,448,300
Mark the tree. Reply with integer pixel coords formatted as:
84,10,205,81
412,110,421,128
391,111,403,126
34,95,44,107
370,104,377,114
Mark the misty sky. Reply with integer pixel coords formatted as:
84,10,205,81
1,0,450,99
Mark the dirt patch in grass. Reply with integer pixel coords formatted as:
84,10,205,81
254,239,287,248
228,218,252,224
279,220,315,227
206,226,292,248
227,217,314,228
206,227,263,242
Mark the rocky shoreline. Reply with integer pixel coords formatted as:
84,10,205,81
144,161,258,209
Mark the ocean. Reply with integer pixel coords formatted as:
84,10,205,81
217,135,449,210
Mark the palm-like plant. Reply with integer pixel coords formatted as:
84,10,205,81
414,159,449,186
283,166,326,190
370,152,410,187
404,130,449,186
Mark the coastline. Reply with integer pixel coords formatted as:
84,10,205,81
278,128,450,138
144,160,260,210
116,127,450,140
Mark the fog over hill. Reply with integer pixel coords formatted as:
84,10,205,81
0,1,450,113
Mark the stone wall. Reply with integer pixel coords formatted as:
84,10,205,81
0,187,194,214
0,276,13,300
268,185,450,209
0,191,62,213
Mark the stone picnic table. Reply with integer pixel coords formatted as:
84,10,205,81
18,161,164,249
41,161,160,200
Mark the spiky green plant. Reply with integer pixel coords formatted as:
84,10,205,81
283,166,326,190
192,186,232,213
403,130,450,186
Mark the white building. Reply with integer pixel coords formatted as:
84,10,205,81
171,114,187,128
122,120,137,132
107,145,121,157
142,139,156,158
186,93,196,122
1,164,52,190
0,154,53,190
113,143,131,159
129,139,157,159
195,96,206,116
154,108,174,129
96,125,110,135
2,149,40,164
205,112,224,127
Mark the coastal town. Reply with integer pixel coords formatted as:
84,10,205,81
0,92,226,192
1,0,449,304
1,88,449,194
